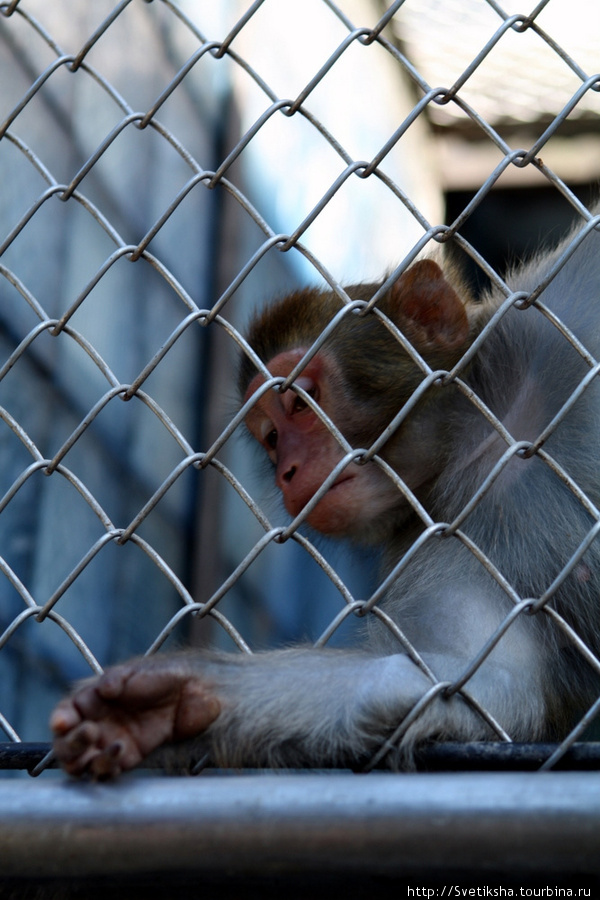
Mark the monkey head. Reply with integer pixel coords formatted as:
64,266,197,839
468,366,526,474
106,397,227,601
241,260,472,541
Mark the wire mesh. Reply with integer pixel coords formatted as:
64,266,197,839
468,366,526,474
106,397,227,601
0,0,599,778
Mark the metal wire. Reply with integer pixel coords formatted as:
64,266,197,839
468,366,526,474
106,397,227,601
0,0,599,786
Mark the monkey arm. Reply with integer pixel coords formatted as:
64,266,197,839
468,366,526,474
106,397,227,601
201,643,548,768
194,649,437,769
51,643,543,776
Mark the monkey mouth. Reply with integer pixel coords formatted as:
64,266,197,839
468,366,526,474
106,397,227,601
304,474,354,511
327,474,355,493
304,473,362,536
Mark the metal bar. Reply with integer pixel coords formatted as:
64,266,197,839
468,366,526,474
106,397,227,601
1,772,600,878
3,742,600,772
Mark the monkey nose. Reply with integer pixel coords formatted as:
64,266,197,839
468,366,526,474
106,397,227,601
281,465,296,484
275,457,298,492
275,439,301,490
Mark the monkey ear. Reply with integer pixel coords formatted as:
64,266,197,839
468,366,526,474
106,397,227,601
387,259,469,351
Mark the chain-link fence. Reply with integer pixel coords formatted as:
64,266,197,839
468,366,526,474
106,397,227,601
1,0,600,884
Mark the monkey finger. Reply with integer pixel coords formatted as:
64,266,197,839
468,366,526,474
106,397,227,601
68,681,116,721
94,665,132,701
49,699,83,736
88,741,127,780
105,665,184,708
53,721,102,761
60,745,104,777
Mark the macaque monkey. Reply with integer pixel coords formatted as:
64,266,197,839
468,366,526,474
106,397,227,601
51,212,600,777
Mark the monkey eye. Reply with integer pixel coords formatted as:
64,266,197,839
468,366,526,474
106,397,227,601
287,378,317,415
258,419,278,452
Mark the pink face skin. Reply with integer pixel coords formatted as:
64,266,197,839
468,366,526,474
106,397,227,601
244,349,401,538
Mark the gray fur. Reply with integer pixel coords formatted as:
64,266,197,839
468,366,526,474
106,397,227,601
191,214,600,768
53,213,600,774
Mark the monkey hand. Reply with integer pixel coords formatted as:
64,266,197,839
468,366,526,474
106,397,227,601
50,659,221,778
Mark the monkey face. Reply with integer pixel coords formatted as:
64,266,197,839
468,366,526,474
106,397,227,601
243,348,414,540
